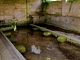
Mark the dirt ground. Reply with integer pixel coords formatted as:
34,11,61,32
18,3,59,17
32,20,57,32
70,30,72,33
7,26,80,60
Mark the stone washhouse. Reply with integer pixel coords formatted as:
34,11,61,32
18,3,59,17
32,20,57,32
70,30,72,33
0,0,80,60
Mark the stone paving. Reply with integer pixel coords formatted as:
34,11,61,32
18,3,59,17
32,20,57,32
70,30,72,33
0,31,26,60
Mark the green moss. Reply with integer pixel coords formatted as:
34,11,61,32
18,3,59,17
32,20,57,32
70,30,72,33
0,25,14,31
72,28,80,33
33,28,38,31
57,36,67,43
46,58,51,60
43,31,52,36
9,38,17,43
15,45,26,53
4,32,11,36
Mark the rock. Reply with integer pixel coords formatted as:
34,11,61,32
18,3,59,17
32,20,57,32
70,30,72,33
16,45,26,53
43,31,52,36
57,36,66,43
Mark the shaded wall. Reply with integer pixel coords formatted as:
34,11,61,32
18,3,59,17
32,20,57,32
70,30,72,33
29,0,80,33
0,0,80,33
51,0,80,33
62,0,80,17
46,1,62,15
0,0,27,25
27,0,41,15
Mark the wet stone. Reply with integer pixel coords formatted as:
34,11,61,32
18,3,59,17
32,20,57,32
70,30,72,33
7,26,80,60
59,43,80,60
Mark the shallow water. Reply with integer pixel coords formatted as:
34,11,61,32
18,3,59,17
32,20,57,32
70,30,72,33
7,26,80,60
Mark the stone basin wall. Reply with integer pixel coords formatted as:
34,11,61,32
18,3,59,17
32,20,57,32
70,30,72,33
0,0,80,33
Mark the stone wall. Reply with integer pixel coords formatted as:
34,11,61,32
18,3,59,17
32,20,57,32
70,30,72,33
46,1,62,15
0,0,80,33
48,15,80,33
32,14,80,33
27,0,41,15
0,0,27,25
62,0,80,17
30,0,80,33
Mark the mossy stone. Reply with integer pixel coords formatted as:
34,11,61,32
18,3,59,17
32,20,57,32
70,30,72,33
33,28,38,30
57,36,67,43
15,45,26,53
9,38,17,43
43,31,52,36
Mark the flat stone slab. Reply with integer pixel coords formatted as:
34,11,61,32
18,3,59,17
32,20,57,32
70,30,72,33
30,24,80,46
0,31,26,60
